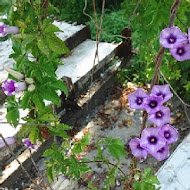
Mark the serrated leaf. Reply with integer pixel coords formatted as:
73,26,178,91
39,86,60,106
43,149,55,157
44,24,61,33
29,127,39,144
37,36,50,56
6,108,19,127
39,113,55,122
32,92,45,110
22,91,32,109
22,34,37,47
46,33,70,55
50,80,68,97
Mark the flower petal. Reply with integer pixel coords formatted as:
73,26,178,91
129,138,148,159
150,144,170,161
160,27,188,48
170,43,190,61
0,137,15,148
127,88,149,109
140,127,166,154
159,124,179,144
148,106,171,127
144,95,163,113
151,84,173,103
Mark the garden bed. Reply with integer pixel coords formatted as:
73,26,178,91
9,82,190,190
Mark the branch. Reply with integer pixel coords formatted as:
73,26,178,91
141,0,182,131
81,160,127,178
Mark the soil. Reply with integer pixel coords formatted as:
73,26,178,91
8,83,190,190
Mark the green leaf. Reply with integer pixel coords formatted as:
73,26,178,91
50,80,68,97
81,133,90,145
43,149,55,157
37,36,50,56
46,33,70,55
22,34,37,48
22,91,32,109
29,127,39,144
105,138,126,160
72,143,83,153
6,108,19,127
47,166,54,183
32,92,45,110
44,24,61,33
39,113,55,122
39,86,60,106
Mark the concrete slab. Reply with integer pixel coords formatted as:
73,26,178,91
156,132,190,190
53,20,85,42
56,39,117,91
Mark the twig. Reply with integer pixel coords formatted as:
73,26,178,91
141,0,182,131
90,0,105,83
0,133,39,187
80,160,127,178
159,70,190,124
128,0,141,26
29,149,53,190
83,0,132,41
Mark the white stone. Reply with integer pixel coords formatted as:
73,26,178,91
156,132,190,189
56,39,117,84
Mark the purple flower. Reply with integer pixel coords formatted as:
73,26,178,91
129,138,148,159
144,95,163,113
148,106,171,127
151,84,173,103
22,138,38,149
159,26,188,48
127,88,149,109
170,43,190,61
150,144,170,161
188,28,190,43
2,79,26,96
140,127,166,154
0,137,15,148
159,124,179,144
0,22,19,37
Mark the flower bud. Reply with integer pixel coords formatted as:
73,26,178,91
28,84,35,91
0,22,19,37
25,78,34,84
0,137,15,148
22,138,38,149
4,66,24,80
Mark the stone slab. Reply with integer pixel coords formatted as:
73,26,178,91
56,39,117,94
156,132,190,190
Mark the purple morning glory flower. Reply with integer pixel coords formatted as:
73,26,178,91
0,137,15,148
2,79,26,96
150,144,170,161
160,26,188,48
144,95,163,113
151,84,173,103
188,28,190,43
127,88,149,109
170,43,190,61
148,106,171,127
22,138,38,149
159,124,179,144
140,127,166,154
0,22,19,37
129,138,148,159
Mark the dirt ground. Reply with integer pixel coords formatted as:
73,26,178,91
11,82,190,190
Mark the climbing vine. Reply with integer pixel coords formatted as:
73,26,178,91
0,0,189,190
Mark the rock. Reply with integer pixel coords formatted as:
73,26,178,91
0,87,6,105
